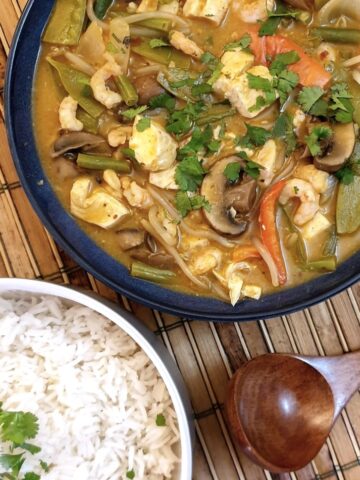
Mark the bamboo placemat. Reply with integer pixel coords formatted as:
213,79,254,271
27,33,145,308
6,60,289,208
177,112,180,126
1,3,360,479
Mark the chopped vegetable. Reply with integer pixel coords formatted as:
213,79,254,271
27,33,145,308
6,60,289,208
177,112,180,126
258,180,287,285
303,257,337,271
149,93,176,111
149,38,170,48
132,40,191,69
238,124,272,148
115,75,139,106
47,58,104,118
122,105,148,120
131,261,176,283
175,157,207,191
77,153,131,172
126,470,136,479
232,245,262,262
305,126,333,157
328,83,354,124
155,414,166,426
224,33,252,52
336,175,360,233
94,0,113,19
312,27,360,44
297,86,325,113
272,112,297,154
136,117,151,132
43,0,86,46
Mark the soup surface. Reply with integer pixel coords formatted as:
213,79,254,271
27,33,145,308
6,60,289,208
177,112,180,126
34,0,360,304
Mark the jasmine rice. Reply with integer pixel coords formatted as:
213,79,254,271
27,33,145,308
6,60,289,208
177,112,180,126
0,294,179,479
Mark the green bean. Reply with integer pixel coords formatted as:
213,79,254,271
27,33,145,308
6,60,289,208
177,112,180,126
132,40,191,69
131,261,176,283
137,18,172,32
43,0,87,46
77,154,131,172
115,75,139,106
196,104,236,126
47,58,104,118
312,27,360,44
76,109,99,134
94,0,113,19
304,256,337,272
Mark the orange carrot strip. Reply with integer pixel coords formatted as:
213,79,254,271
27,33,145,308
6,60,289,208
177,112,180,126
232,245,262,263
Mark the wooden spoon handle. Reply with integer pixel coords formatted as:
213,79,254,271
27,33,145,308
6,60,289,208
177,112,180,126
299,351,360,419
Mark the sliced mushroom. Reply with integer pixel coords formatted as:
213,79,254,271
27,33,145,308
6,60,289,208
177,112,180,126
116,229,145,251
201,157,257,236
52,132,105,158
132,75,165,105
128,247,176,268
314,123,355,173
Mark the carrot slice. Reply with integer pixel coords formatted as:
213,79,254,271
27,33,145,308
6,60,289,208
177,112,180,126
258,180,287,286
232,245,262,262
249,32,331,88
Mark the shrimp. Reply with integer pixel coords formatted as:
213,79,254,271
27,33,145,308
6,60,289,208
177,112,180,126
59,96,83,132
170,31,204,59
279,178,320,226
90,53,122,109
121,177,153,209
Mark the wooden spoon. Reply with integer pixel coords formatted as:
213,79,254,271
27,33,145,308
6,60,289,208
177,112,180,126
225,352,360,473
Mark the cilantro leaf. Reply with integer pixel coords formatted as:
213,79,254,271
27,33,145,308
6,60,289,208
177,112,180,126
272,112,297,154
136,117,151,132
275,69,299,104
175,192,210,217
270,51,300,76
149,38,169,48
335,165,355,184
224,162,241,182
328,83,354,123
126,469,135,479
156,414,166,427
247,73,273,91
0,453,25,475
244,124,272,147
167,102,205,135
244,160,261,179
191,83,213,96
224,33,252,52
23,473,41,480
305,125,333,156
297,86,325,113
121,105,147,120
40,460,50,472
259,16,282,36
149,93,176,111
0,411,39,444
175,157,206,191
19,443,41,455
309,98,329,117
201,51,219,67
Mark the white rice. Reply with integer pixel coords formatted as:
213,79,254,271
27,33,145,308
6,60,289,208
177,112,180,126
0,294,180,480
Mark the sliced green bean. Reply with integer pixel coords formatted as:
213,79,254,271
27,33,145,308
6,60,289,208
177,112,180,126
47,58,104,118
132,40,191,69
312,27,360,44
196,104,236,126
115,75,139,106
77,109,99,134
77,153,131,172
336,175,360,233
303,256,337,271
43,0,87,46
137,18,172,32
94,0,113,19
131,261,176,283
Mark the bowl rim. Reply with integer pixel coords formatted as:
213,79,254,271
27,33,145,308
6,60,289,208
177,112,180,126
0,277,194,480
5,0,360,321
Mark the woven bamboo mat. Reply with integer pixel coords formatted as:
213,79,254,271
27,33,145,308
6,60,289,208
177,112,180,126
1,3,360,479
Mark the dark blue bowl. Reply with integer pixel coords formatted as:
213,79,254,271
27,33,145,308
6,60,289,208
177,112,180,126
5,0,360,321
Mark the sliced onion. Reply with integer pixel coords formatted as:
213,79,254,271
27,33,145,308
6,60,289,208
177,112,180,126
148,206,178,246
133,64,166,77
121,11,189,30
64,52,96,76
252,237,279,288
343,54,360,68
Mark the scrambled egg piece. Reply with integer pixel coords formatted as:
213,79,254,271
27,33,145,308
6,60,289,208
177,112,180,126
70,177,129,229
129,115,178,171
234,0,274,23
90,53,122,109
300,212,332,240
242,284,262,300
59,96,83,132
149,164,179,190
215,64,278,118
216,49,254,83
295,164,330,194
170,31,204,59
183,0,230,25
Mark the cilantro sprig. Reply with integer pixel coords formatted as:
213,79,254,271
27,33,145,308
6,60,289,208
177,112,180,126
175,192,211,217
0,403,47,479
305,125,333,156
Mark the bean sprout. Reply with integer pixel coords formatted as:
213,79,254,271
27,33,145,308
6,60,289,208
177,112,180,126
252,237,279,288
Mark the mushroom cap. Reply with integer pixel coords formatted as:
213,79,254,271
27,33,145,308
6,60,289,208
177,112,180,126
314,123,355,173
52,132,105,158
200,156,257,236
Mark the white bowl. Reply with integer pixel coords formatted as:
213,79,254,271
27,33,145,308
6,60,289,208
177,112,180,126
0,278,193,480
